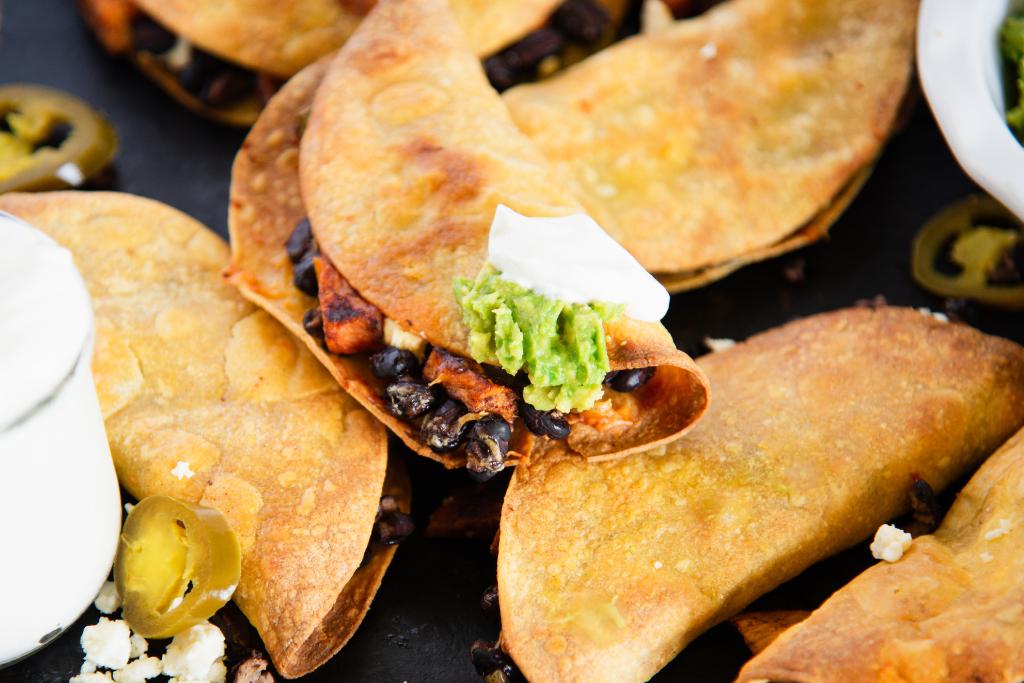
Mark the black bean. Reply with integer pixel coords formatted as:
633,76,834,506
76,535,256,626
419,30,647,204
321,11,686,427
988,241,1024,285
943,297,977,324
375,495,414,545
293,250,319,297
466,417,511,482
34,122,72,150
286,217,314,263
302,307,324,341
370,347,421,382
909,478,942,534
470,640,516,682
473,415,512,444
553,0,610,44
200,70,254,107
179,60,209,96
502,28,567,73
480,584,499,618
385,380,437,419
484,57,520,92
519,401,570,440
607,367,655,392
421,400,469,452
132,15,176,54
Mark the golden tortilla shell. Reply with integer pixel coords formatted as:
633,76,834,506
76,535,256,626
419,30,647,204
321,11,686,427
0,191,402,679
502,0,917,275
738,426,1024,683
730,610,810,656
297,0,709,463
498,307,1024,683
134,0,561,78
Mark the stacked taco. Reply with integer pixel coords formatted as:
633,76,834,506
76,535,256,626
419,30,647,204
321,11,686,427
226,0,711,478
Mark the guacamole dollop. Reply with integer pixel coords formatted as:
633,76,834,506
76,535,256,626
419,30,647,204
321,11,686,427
1002,13,1024,137
454,266,623,413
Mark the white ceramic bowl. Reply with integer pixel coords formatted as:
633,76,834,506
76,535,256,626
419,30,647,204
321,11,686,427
918,0,1024,221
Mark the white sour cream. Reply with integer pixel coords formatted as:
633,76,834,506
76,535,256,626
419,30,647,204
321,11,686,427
487,205,670,322
0,212,121,667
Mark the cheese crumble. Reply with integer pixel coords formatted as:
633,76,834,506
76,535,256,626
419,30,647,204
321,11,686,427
171,461,194,480
93,581,121,615
870,523,912,563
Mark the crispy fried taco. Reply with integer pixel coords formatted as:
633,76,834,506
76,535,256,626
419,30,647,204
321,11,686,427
738,425,1024,683
0,191,408,679
75,0,563,126
498,307,1024,683
503,0,918,290
227,0,710,479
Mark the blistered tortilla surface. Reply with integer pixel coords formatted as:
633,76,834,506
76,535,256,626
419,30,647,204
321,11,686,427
503,0,917,274
241,0,709,462
133,0,560,77
738,425,1024,683
0,191,395,679
498,307,1024,683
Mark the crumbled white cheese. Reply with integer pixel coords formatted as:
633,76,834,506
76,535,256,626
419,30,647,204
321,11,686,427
81,617,131,670
171,461,194,480
870,524,913,563
56,162,85,187
704,337,736,353
653,561,663,569
699,42,718,60
984,518,1012,541
164,38,193,71
980,551,995,563
124,502,135,515
112,656,162,683
81,660,98,674
382,319,426,357
129,633,149,659
70,673,114,683
93,581,122,615
917,307,949,323
161,622,226,682
209,584,236,602
167,658,227,683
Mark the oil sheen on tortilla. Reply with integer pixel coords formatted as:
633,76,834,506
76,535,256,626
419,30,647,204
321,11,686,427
0,191,403,679
498,307,1024,683
503,0,917,280
230,0,710,466
738,425,1024,682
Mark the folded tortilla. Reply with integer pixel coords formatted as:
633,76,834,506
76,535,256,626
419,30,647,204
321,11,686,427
132,0,561,77
498,307,1024,683
0,191,404,679
230,0,709,469
502,0,917,282
738,425,1024,683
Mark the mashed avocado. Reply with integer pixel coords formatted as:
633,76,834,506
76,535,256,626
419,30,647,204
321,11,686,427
1003,13,1024,137
454,266,623,413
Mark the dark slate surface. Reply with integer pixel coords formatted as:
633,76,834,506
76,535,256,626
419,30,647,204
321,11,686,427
2,1,1020,681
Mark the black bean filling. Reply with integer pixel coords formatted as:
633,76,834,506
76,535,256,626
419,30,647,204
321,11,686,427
470,640,517,683
302,306,325,341
375,495,415,545
385,380,438,419
370,346,421,381
909,478,942,534
465,416,513,482
130,12,260,108
604,367,655,392
479,584,500,618
519,401,570,440
421,399,471,453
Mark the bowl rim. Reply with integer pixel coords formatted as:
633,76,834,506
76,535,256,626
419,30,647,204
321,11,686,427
918,0,1024,221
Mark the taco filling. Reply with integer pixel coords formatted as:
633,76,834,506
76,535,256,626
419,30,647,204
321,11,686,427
77,0,278,123
284,217,659,481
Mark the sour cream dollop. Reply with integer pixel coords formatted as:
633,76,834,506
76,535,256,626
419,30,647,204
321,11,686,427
487,205,670,322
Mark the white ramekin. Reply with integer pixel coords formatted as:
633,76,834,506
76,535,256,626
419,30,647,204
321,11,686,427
918,0,1024,221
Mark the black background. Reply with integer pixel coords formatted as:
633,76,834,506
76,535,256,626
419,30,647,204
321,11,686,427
2,0,1022,681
